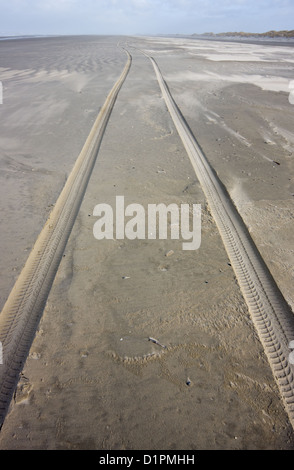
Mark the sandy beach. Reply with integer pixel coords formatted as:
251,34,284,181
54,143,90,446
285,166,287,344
0,35,293,450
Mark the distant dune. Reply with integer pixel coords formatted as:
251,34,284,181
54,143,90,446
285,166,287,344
193,30,294,38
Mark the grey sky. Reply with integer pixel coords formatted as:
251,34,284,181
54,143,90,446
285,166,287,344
0,0,293,36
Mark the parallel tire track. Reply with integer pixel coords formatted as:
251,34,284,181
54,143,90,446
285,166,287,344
0,48,132,429
144,50,294,428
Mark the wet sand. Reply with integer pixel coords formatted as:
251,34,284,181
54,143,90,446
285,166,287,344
0,35,294,449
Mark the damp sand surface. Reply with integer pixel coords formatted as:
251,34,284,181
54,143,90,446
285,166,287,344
0,36,294,450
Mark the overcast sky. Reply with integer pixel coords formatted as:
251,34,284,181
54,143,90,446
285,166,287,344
0,0,293,36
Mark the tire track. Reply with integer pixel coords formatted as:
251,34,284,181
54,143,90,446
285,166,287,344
0,48,132,429
139,48,294,428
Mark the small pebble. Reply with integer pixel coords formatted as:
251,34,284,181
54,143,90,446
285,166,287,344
165,250,174,257
159,266,168,272
80,350,89,358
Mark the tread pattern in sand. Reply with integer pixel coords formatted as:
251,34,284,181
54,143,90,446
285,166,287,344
0,48,132,429
137,47,294,429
